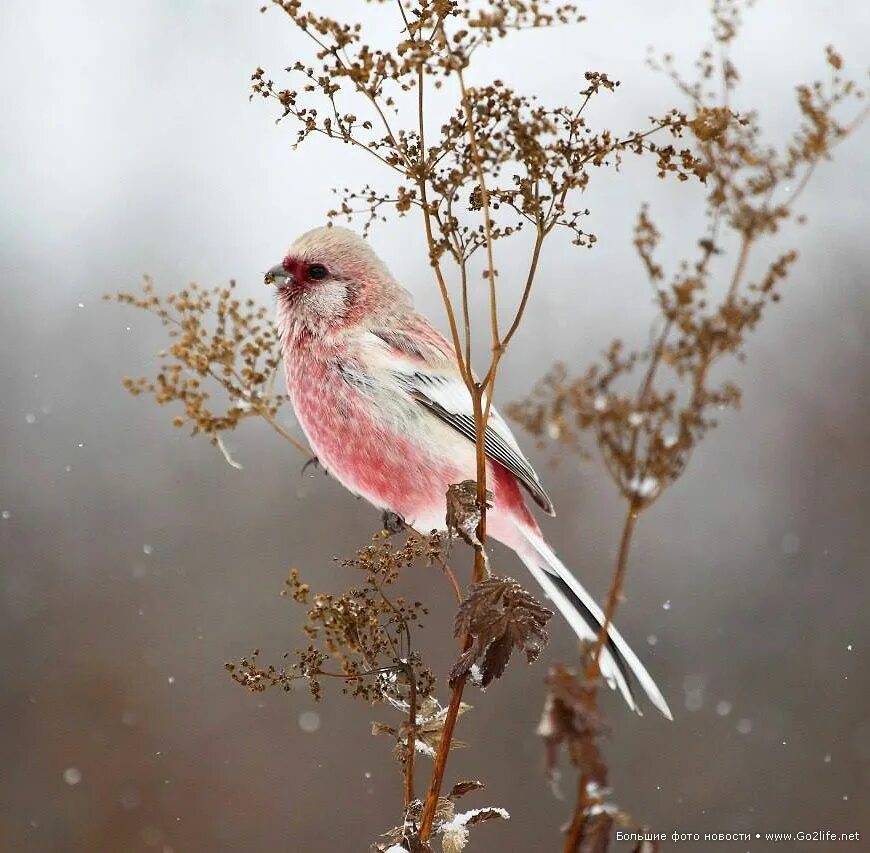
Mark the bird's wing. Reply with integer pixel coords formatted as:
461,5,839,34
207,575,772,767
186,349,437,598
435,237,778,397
366,319,555,515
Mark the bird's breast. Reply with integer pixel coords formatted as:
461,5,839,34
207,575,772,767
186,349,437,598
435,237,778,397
285,342,464,520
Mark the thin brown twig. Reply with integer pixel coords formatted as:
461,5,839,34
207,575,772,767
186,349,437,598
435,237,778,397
480,220,547,390
562,768,593,853
456,63,501,352
449,44,499,587
255,407,310,456
415,64,474,389
588,499,642,679
201,363,310,458
401,659,417,807
458,255,473,370
435,552,465,604
726,235,752,301
418,656,470,840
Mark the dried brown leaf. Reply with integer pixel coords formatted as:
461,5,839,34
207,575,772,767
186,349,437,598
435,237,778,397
538,663,609,786
445,480,492,550
450,576,553,687
449,780,486,799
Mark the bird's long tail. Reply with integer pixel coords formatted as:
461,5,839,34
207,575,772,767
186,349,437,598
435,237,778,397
515,525,673,719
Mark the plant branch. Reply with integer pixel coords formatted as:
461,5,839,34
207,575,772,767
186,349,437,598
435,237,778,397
587,499,642,680
418,656,469,840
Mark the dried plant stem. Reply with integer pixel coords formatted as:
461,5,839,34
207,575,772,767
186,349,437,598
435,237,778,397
308,659,419,806
726,235,752,300
563,769,593,853
460,261,473,369
419,50,508,840
455,61,500,351
564,500,642,851
478,223,546,421
449,52,499,564
415,80,473,388
418,314,488,846
588,499,642,680
637,318,673,405
369,570,421,806
435,553,465,604
201,363,310,458
498,221,547,354
257,405,310,457
402,660,418,807
418,651,470,841
469,388,490,581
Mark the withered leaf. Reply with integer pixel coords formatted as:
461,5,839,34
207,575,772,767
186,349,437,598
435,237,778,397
461,807,509,827
437,806,509,853
450,576,553,687
445,480,492,549
448,780,485,799
538,663,609,786
373,696,471,758
371,721,397,738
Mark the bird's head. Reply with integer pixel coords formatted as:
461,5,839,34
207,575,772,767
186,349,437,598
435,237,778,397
266,225,409,336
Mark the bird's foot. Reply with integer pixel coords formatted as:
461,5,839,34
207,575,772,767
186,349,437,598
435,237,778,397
301,456,327,477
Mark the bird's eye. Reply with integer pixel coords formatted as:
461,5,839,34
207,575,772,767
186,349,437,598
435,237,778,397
308,264,328,281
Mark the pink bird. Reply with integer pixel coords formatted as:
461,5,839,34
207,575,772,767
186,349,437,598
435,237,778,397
267,226,672,719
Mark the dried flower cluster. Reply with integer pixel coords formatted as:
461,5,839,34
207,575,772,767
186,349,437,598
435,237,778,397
253,1,703,257
227,528,452,814
107,279,304,465
510,37,866,511
225,523,532,846
227,530,442,704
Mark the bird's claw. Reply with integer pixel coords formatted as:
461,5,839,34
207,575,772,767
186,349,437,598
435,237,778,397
301,456,327,477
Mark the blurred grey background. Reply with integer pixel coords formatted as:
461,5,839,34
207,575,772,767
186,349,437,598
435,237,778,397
1,1,868,850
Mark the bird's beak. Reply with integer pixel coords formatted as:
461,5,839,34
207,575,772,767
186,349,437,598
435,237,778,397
265,264,293,287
